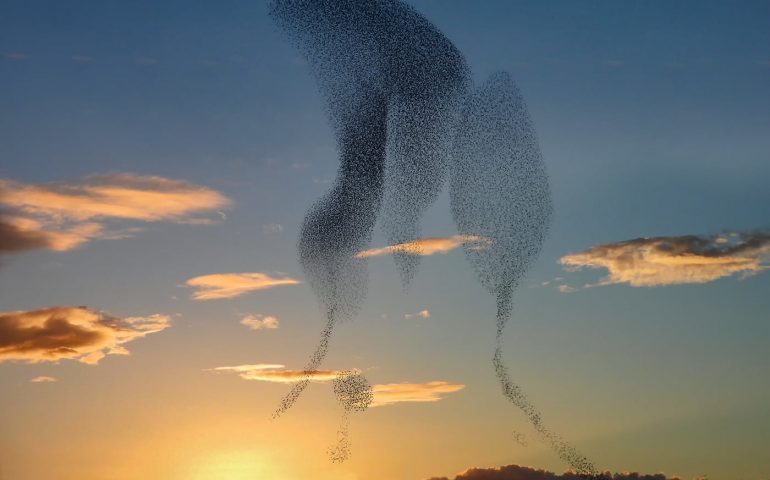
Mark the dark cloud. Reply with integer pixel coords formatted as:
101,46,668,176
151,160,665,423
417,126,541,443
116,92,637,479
0,214,51,253
426,464,679,480
0,306,171,364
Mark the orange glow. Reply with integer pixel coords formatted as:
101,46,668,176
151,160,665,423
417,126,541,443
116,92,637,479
187,451,279,480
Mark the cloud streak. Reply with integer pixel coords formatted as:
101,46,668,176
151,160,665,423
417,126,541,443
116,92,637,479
208,364,345,383
370,381,465,407
356,235,489,259
0,174,231,254
209,365,464,406
185,272,300,300
30,376,57,383
559,231,770,288
0,307,171,364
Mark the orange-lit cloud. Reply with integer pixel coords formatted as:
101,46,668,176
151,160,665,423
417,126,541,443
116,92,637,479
356,235,489,258
370,381,465,407
0,174,231,254
426,463,681,480
240,314,280,330
185,273,300,300
208,364,345,383
559,231,770,289
0,214,52,253
0,307,171,364
209,365,464,406
404,309,431,320
30,376,57,383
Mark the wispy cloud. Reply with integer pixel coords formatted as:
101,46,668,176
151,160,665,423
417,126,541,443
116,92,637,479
0,174,231,254
370,381,465,407
30,376,57,383
185,272,300,300
261,223,284,234
207,364,344,383
0,307,171,365
559,231,770,289
209,365,463,406
356,235,489,259
240,314,280,330
404,309,430,320
426,463,684,480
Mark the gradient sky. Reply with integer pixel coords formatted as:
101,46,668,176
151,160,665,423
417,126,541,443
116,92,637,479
1,1,769,479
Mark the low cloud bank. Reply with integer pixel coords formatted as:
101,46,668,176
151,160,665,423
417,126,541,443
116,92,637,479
427,464,684,480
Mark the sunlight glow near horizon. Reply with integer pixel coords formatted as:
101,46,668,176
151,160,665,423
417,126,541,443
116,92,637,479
187,451,279,480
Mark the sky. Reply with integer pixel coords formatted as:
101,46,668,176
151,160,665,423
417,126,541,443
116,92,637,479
1,1,769,479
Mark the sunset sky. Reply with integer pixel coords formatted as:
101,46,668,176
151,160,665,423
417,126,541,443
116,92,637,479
1,1,769,479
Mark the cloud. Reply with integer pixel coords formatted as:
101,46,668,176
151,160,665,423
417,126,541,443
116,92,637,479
356,235,490,259
209,365,463,406
208,364,345,383
185,272,300,300
0,307,171,364
0,214,52,253
425,464,683,480
370,381,465,407
559,231,770,288
0,174,231,254
261,223,284,234
240,314,280,330
0,174,230,223
404,309,430,320
30,376,57,383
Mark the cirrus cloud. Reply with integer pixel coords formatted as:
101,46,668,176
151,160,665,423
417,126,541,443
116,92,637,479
209,364,465,406
0,306,171,365
207,364,345,383
185,272,300,300
559,230,770,289
370,381,465,407
356,235,490,259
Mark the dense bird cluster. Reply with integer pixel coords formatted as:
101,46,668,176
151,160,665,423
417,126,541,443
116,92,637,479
328,371,373,462
268,0,595,473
